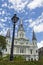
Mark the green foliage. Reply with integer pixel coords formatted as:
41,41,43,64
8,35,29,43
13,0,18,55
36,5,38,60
0,60,43,65
0,56,43,65
14,56,25,61
0,56,3,61
3,55,9,60
39,55,43,62
0,35,6,49
0,51,2,57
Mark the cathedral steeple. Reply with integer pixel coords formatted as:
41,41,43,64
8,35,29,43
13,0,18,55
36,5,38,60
18,18,24,31
32,30,37,40
17,18,25,38
6,29,10,38
20,18,22,24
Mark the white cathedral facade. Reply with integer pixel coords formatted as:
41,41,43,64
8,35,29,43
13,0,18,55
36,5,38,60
3,19,39,61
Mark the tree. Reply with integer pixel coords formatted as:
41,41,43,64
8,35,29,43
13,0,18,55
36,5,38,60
0,35,7,56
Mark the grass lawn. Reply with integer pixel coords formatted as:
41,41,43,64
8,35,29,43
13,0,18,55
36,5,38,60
0,60,43,65
0,56,43,65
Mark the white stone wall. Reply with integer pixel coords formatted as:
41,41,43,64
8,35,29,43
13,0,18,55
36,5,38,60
5,35,38,61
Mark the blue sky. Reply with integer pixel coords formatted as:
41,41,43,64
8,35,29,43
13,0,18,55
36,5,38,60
0,0,43,48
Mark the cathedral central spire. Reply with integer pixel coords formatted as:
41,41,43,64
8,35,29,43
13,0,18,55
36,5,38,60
17,18,25,38
18,18,24,31
20,18,22,24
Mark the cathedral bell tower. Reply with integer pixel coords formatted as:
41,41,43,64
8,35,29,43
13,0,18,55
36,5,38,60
6,29,10,44
17,19,25,38
32,30,37,46
6,29,10,38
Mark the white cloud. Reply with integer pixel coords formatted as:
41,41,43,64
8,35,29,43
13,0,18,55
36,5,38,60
2,11,5,14
0,10,6,15
29,21,36,27
8,0,28,12
0,23,3,28
0,22,8,33
0,28,9,36
0,16,8,23
0,31,3,35
29,12,43,33
0,12,2,15
0,18,7,22
2,2,7,7
29,19,33,23
8,5,14,9
37,41,43,48
33,23,43,33
27,0,43,10
0,29,7,36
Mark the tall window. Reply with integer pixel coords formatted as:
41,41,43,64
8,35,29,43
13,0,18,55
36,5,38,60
26,42,28,44
20,32,24,38
20,33,21,37
6,39,8,43
36,50,37,53
16,47,19,53
30,49,32,54
15,41,17,44
20,47,24,53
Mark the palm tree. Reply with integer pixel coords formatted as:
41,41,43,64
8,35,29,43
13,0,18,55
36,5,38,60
0,35,7,56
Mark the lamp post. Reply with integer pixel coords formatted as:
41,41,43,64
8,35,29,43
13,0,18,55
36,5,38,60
10,14,19,61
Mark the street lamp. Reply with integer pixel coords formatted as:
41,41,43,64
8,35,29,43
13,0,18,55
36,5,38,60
10,14,19,61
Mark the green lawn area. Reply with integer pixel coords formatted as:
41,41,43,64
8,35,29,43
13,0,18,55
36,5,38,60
0,56,43,65
0,60,43,65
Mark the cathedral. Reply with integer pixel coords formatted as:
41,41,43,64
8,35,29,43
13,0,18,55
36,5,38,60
3,19,39,61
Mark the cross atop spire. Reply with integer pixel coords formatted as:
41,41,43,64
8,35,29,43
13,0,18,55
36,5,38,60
32,30,37,40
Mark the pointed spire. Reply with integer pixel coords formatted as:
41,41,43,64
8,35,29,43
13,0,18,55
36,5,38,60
32,30,37,40
18,18,24,31
20,18,23,27
6,29,10,38
20,18,22,24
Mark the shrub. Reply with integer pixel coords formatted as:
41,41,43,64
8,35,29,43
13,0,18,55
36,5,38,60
14,55,25,61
